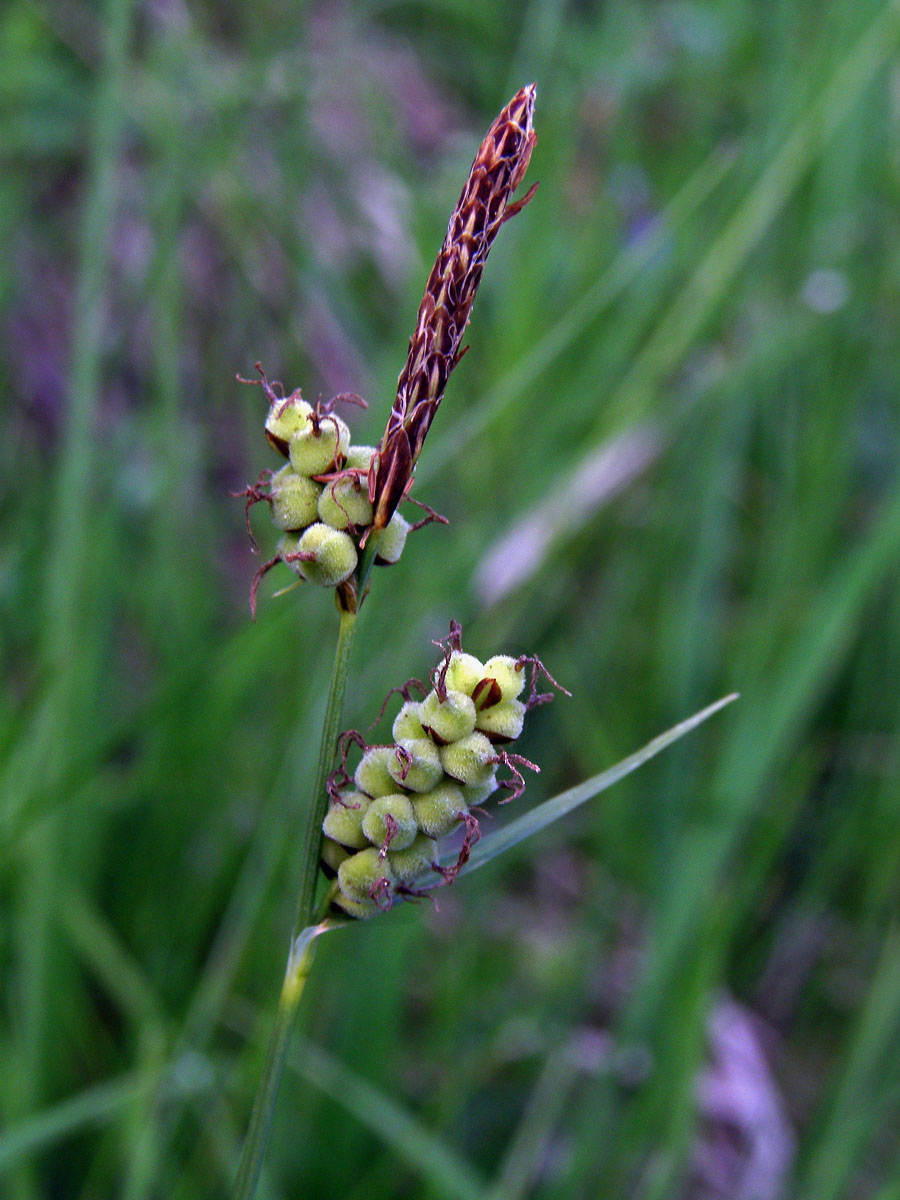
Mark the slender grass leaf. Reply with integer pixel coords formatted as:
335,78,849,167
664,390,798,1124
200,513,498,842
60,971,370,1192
444,694,739,878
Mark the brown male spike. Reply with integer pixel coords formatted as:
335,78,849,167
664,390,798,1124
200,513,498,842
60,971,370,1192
369,84,538,532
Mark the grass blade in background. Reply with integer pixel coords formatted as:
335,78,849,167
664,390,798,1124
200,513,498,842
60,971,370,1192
795,926,900,1200
6,4,137,1198
289,1039,488,1200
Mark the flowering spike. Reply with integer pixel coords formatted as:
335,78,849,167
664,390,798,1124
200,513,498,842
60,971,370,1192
370,85,538,531
323,620,566,916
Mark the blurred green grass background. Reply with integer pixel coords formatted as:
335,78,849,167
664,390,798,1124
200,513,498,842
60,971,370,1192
3,0,900,1196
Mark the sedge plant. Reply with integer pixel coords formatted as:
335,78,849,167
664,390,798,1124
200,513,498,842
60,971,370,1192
231,85,736,1199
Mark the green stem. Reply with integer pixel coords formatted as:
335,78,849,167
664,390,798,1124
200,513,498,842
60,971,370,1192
232,605,357,1200
292,605,358,935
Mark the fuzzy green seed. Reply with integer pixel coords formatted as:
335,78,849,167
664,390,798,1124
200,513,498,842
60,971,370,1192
445,651,485,697
321,837,351,875
480,655,526,702
332,892,380,919
270,465,322,531
462,775,498,807
345,444,376,471
392,701,425,745
476,698,526,741
411,781,467,838
265,394,313,456
338,847,394,904
388,832,438,884
354,746,398,798
288,414,350,476
376,512,409,565
387,737,443,794
440,731,496,786
322,791,371,849
362,794,417,850
420,688,477,744
317,474,373,530
295,522,357,587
